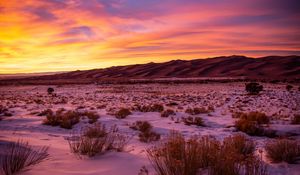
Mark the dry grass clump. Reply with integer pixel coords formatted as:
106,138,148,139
81,111,100,124
161,109,175,118
222,134,255,157
182,116,205,126
68,124,130,157
234,112,275,137
147,132,268,175
133,104,164,112
130,121,152,133
43,109,81,129
235,119,264,136
130,121,160,142
83,123,107,138
185,107,209,115
0,140,49,175
139,131,161,143
265,139,300,164
235,112,270,125
291,114,300,124
115,108,132,119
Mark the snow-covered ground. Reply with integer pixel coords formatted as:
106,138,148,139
0,83,299,175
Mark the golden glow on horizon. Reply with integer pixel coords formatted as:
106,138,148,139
0,0,299,73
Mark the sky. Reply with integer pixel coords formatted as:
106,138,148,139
0,0,300,73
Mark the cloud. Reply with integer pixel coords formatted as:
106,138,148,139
24,7,57,21
61,26,95,38
0,0,300,73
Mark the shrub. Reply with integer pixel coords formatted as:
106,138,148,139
43,109,81,129
130,121,160,143
81,111,99,124
240,112,270,125
83,123,107,138
68,124,116,157
182,116,205,126
185,107,208,115
130,121,152,133
151,104,164,112
235,118,264,136
115,108,131,119
47,87,54,95
245,82,263,95
139,131,161,143
222,134,255,157
291,114,300,124
265,139,300,164
286,85,293,91
161,109,175,118
147,131,205,175
147,132,268,175
0,140,49,175
234,112,274,137
133,104,164,112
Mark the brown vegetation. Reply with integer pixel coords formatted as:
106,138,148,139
0,140,49,175
147,132,268,175
68,123,130,157
265,139,300,164
161,109,175,118
115,108,132,119
43,109,81,129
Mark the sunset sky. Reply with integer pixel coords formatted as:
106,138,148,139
0,0,300,73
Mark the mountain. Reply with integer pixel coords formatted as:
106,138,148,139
1,55,299,84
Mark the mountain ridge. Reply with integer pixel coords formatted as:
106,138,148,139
1,55,300,83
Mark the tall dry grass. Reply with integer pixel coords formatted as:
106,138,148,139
0,140,49,175
147,132,268,175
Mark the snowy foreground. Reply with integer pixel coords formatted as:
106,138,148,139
0,83,299,175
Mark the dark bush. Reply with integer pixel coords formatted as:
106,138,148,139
115,108,131,119
286,85,293,91
291,114,300,124
47,87,54,95
245,82,263,95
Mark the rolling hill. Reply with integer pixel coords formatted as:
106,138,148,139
1,55,299,84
